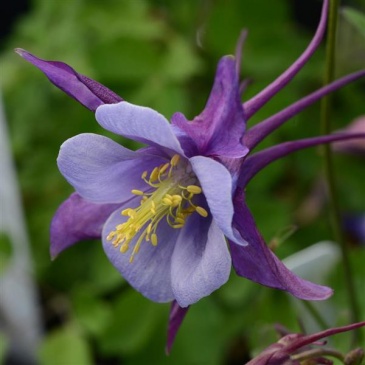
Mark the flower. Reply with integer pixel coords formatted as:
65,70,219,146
16,0,365,352
246,321,365,365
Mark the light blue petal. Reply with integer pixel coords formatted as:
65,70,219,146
58,133,167,203
95,102,185,155
189,156,248,246
102,203,178,303
171,217,231,307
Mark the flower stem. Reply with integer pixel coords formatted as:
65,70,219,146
320,0,362,346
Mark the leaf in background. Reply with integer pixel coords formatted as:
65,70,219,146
0,332,9,365
342,7,365,38
38,325,93,365
72,289,112,337
99,290,165,356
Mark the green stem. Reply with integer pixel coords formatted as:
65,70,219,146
320,0,362,346
302,301,330,330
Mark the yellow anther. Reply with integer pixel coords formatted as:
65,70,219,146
196,206,208,217
187,185,202,194
159,163,170,175
162,197,173,205
150,167,159,181
151,233,158,246
121,209,131,216
170,154,180,166
106,232,115,241
172,224,184,229
175,217,185,224
172,195,182,203
120,243,129,253
131,189,144,196
128,210,137,218
147,223,152,234
141,171,148,179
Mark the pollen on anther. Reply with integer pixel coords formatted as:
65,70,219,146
187,185,202,194
150,167,159,181
196,206,208,217
162,197,173,205
170,154,180,166
120,243,129,253
151,233,158,246
131,189,144,196
159,163,170,175
121,209,130,216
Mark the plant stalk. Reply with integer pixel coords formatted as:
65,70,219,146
320,0,362,346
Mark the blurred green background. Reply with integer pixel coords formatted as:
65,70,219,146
1,0,364,364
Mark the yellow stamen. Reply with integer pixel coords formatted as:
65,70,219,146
196,206,208,217
131,189,144,196
186,185,202,194
150,167,159,181
151,233,158,246
170,154,180,166
106,154,209,262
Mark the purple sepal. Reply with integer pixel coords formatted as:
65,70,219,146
15,48,122,111
239,132,365,187
50,193,120,258
244,70,365,150
229,189,333,300
166,301,189,355
172,56,248,159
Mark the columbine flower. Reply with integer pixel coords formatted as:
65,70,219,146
246,322,365,365
16,0,365,351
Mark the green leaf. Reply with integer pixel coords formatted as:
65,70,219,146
99,290,165,355
38,325,92,365
72,289,112,337
342,7,365,38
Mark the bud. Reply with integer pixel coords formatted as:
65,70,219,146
344,348,365,365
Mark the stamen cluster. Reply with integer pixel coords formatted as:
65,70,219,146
106,154,208,262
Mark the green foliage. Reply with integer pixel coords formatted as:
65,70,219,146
342,7,365,38
38,325,93,365
0,332,9,365
1,0,364,363
0,233,13,276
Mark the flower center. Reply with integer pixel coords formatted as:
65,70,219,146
106,154,208,262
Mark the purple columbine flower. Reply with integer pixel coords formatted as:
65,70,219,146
16,0,365,352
